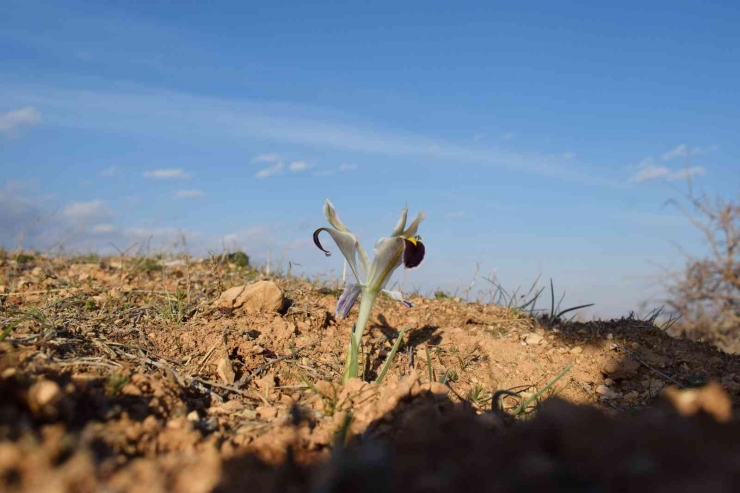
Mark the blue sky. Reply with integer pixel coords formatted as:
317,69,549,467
1,0,738,317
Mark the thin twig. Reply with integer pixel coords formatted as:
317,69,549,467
617,344,684,388
237,340,320,388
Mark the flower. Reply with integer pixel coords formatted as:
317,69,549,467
313,199,425,318
313,199,426,382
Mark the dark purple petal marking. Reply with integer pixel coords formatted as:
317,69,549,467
313,228,331,256
403,239,425,269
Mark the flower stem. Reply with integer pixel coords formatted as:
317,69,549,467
342,288,378,383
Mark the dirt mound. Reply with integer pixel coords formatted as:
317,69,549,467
1,254,740,492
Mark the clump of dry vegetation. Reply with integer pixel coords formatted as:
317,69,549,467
663,185,740,352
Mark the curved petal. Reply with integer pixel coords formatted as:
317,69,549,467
313,227,365,283
390,205,408,237
322,199,370,278
336,284,362,319
323,199,348,232
401,211,426,238
367,236,405,290
382,289,413,308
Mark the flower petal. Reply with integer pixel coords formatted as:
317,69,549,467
367,236,405,290
390,205,408,237
323,199,348,232
313,227,365,283
403,238,425,269
336,284,362,319
322,199,370,278
401,211,426,238
382,289,413,308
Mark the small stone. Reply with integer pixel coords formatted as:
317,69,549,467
662,382,732,423
254,374,276,390
217,357,235,385
595,385,620,399
416,382,449,397
187,410,200,422
604,378,614,386
256,405,279,420
28,380,62,415
121,384,142,396
623,391,640,402
602,358,641,379
606,333,614,340
215,281,284,313
524,333,544,346
570,346,583,355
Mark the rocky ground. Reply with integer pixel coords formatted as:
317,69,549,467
1,253,740,492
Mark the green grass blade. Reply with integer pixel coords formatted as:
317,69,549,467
375,327,406,384
425,345,434,382
512,362,574,416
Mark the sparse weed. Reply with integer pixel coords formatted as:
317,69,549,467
105,373,130,395
225,251,250,268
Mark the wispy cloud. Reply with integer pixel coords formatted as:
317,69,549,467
289,160,310,172
339,163,358,171
255,162,284,178
0,106,41,134
629,165,706,183
175,189,206,199
92,223,116,234
3,83,615,186
100,166,118,177
143,169,189,179
661,143,719,162
501,132,514,141
62,200,112,222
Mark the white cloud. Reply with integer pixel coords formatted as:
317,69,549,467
255,162,284,178
339,163,358,171
100,166,118,177
629,165,706,183
668,166,706,181
0,106,41,134
661,144,689,162
629,166,670,183
175,189,206,199
562,152,576,160
661,143,719,162
92,224,116,234
3,83,618,186
252,153,281,163
62,200,111,221
501,132,514,141
143,169,189,179
289,160,310,172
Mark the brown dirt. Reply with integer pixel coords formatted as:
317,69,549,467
1,254,740,492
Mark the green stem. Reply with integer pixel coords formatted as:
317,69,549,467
342,288,379,383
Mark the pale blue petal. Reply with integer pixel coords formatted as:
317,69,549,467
390,205,408,237
382,289,413,308
401,211,426,238
367,237,405,290
336,284,362,319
